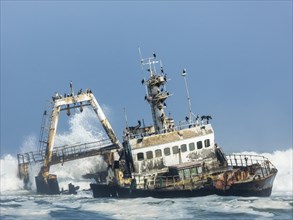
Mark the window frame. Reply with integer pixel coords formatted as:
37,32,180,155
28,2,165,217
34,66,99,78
197,141,203,150
137,152,144,161
181,144,187,153
172,145,179,154
204,139,210,148
155,149,162,158
146,151,153,159
164,147,171,156
189,142,195,151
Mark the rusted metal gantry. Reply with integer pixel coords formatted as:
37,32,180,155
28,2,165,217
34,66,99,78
17,83,122,194
17,139,118,182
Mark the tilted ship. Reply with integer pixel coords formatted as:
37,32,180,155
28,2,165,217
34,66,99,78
89,53,278,198
17,52,277,197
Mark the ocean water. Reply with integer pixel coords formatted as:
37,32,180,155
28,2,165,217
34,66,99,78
1,190,292,219
1,110,292,219
1,150,292,220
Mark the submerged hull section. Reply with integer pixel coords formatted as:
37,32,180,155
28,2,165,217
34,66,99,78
35,175,60,195
90,172,276,198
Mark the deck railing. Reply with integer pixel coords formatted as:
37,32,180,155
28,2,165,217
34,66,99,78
225,154,277,178
226,154,275,168
128,120,211,139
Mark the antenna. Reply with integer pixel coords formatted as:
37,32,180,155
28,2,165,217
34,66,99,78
70,81,74,96
138,47,144,74
138,47,143,63
160,60,164,74
181,69,193,123
139,49,159,77
160,59,168,91
124,107,128,128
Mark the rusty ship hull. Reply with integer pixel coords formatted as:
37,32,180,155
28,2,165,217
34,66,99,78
90,172,277,198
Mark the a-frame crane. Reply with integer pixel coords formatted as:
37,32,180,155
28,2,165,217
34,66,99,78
35,85,121,194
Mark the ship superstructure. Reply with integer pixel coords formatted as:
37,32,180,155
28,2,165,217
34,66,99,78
122,53,223,187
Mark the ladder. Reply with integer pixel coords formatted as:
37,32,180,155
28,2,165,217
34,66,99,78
38,103,52,154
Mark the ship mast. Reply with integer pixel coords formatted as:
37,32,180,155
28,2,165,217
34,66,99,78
140,51,173,133
181,69,193,123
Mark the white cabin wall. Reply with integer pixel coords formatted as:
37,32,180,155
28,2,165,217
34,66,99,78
132,133,215,174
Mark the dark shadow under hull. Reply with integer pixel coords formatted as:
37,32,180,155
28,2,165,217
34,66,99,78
90,173,276,198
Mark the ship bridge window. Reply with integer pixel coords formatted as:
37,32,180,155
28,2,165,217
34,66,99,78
172,146,179,154
146,151,153,159
155,149,162,158
179,170,184,179
189,143,195,151
197,141,203,150
204,139,210,148
197,166,202,174
184,169,191,178
164,147,171,156
181,144,187,153
137,152,144,161
190,167,198,176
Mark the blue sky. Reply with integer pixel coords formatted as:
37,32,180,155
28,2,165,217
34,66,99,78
1,1,292,155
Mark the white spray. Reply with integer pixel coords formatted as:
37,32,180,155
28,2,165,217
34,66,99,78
1,108,109,193
238,149,293,195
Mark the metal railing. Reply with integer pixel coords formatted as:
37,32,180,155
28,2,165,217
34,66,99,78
128,120,212,139
17,138,116,166
225,154,277,178
226,154,275,168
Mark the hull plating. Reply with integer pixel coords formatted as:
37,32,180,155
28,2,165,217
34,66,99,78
90,173,276,198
